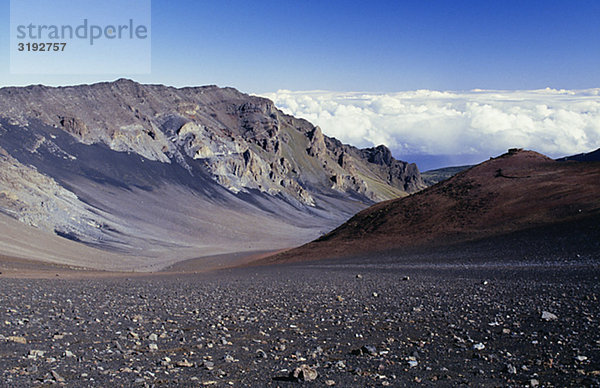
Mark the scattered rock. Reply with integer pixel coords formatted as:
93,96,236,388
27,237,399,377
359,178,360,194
291,364,318,382
541,311,558,321
8,336,27,344
256,349,267,358
203,361,215,370
0,251,597,387
28,350,46,359
224,354,235,363
506,364,517,374
51,370,65,383
352,345,378,356
176,359,194,368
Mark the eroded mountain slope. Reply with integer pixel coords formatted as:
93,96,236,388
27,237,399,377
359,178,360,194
0,80,423,269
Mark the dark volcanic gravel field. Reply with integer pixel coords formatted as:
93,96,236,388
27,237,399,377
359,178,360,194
1,258,599,387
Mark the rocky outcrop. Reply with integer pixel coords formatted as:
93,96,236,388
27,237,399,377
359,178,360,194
59,116,88,140
306,126,326,157
324,137,425,200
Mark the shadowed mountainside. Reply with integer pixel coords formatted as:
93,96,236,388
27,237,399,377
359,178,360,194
261,149,600,264
421,165,472,186
557,147,600,162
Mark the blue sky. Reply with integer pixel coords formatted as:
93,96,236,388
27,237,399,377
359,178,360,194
1,0,598,92
0,0,599,169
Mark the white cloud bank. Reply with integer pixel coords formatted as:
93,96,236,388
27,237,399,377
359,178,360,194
262,88,600,168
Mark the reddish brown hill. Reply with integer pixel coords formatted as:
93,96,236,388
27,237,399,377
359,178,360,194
261,149,600,264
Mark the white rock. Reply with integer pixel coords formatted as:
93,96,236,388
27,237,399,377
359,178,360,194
473,343,485,350
541,311,558,321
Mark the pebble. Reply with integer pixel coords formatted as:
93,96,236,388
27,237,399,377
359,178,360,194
203,361,215,370
256,349,267,359
506,364,517,374
51,370,65,382
8,336,27,344
224,354,235,363
541,311,558,321
28,349,45,359
176,359,194,367
473,343,485,350
363,345,377,355
291,364,318,382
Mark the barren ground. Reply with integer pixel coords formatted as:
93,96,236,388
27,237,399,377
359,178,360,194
1,240,598,387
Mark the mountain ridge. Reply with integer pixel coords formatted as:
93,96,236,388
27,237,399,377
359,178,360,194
0,79,423,270
557,147,600,162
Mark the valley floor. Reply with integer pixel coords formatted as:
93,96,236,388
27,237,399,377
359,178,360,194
0,252,599,387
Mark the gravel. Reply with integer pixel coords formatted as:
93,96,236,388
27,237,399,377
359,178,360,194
0,257,599,386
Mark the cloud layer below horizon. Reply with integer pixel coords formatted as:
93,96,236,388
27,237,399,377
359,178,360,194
262,89,600,169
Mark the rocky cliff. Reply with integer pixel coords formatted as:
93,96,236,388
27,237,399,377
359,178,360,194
0,79,423,204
